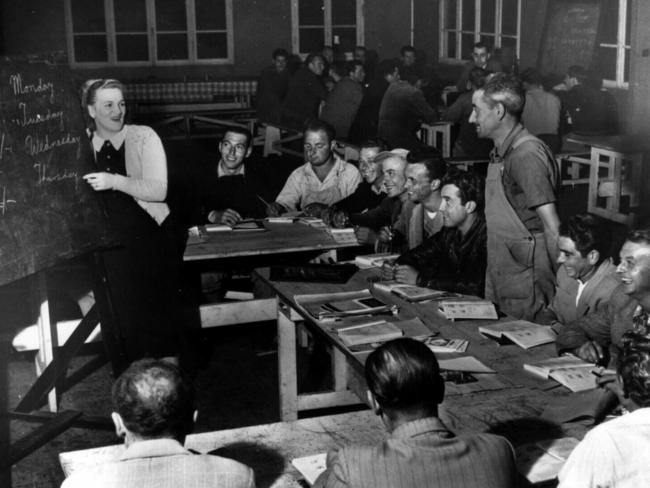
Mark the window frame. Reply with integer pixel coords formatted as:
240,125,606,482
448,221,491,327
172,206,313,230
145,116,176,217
599,0,630,89
290,0,365,57
63,0,234,67
438,0,521,65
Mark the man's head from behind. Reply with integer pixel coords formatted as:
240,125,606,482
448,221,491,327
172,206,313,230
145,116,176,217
471,42,491,68
111,359,195,445
219,128,253,172
404,154,447,204
303,119,336,167
470,73,525,139
439,169,483,231
617,228,650,299
375,151,407,198
557,214,612,281
365,338,444,430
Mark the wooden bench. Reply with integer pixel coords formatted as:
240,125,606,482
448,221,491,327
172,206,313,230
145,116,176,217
59,410,384,488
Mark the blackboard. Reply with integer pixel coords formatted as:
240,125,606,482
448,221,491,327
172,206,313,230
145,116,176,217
538,0,602,76
0,57,110,287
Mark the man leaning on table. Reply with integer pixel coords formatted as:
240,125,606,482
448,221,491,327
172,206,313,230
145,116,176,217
381,169,486,297
536,213,619,326
62,359,255,488
267,119,361,215
314,338,517,488
556,228,650,367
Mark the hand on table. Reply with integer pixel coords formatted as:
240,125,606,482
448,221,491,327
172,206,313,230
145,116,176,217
394,265,418,285
83,172,116,191
354,226,377,245
265,202,286,217
378,226,394,243
575,341,605,365
303,202,328,218
209,209,242,226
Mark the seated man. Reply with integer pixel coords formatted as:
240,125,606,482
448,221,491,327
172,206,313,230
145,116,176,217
382,169,486,297
255,48,290,125
537,214,619,326
329,140,386,215
558,329,650,487
269,119,361,214
556,228,650,366
62,359,255,488
321,60,365,140
193,127,273,225
350,150,409,247
386,151,448,252
455,41,503,92
314,338,517,488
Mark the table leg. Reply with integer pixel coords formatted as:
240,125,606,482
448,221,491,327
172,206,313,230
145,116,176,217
278,303,298,421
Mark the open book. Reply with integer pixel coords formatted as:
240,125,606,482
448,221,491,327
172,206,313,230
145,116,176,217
291,453,327,485
295,290,398,323
438,299,498,320
337,320,403,347
424,337,469,353
523,354,608,392
354,253,401,269
205,219,266,232
374,282,462,302
516,437,580,484
479,320,556,349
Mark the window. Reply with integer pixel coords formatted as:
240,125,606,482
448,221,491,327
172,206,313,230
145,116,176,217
594,0,630,88
64,0,233,66
439,0,520,63
291,0,364,56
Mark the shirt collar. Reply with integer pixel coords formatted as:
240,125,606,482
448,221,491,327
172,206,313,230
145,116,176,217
92,126,127,152
494,123,525,161
390,417,454,440
304,153,344,181
119,438,190,461
218,160,245,177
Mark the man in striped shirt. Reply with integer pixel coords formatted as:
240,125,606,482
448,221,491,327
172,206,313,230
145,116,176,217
314,338,518,488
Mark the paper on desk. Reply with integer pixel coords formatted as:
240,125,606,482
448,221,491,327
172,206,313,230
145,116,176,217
437,355,495,373
516,437,579,484
292,453,327,485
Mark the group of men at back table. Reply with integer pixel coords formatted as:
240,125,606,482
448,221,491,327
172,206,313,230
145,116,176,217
66,48,650,488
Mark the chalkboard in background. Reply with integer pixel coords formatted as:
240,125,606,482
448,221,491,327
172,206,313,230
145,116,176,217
538,0,602,77
0,57,111,287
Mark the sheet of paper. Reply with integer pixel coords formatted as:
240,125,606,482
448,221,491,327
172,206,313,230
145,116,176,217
291,453,327,485
437,355,495,373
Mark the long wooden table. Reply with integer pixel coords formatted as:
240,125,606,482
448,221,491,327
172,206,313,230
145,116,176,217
255,267,591,443
183,222,359,328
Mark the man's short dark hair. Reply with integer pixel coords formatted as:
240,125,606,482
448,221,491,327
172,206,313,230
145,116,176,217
441,168,485,212
377,59,400,77
407,149,448,185
567,65,588,84
346,60,364,76
473,41,490,51
481,73,525,118
360,138,387,151
222,127,253,147
626,228,650,247
559,214,612,265
520,67,544,87
400,45,415,56
272,48,289,59
305,52,324,66
304,118,336,142
619,332,650,407
468,67,491,90
112,359,194,440
365,338,444,413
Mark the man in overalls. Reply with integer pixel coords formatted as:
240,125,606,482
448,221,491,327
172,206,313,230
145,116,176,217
470,73,559,320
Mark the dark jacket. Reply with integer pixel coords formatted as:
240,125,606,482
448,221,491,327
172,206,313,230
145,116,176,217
559,84,618,136
281,66,327,129
396,216,487,297
350,195,403,231
334,181,385,214
256,66,290,124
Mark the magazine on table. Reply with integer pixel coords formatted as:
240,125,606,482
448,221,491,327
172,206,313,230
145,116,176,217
479,320,556,349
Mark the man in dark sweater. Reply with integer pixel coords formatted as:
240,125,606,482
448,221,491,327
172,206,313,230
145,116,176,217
382,169,487,297
193,127,273,225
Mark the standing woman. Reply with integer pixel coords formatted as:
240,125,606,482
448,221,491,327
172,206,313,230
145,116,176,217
82,79,181,369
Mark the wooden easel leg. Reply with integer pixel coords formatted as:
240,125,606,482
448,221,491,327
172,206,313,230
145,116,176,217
34,273,58,412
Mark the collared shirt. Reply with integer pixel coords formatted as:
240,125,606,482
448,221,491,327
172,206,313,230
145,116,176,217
575,279,587,306
559,408,650,488
92,126,127,152
314,416,517,488
522,87,561,136
61,438,255,488
275,154,361,211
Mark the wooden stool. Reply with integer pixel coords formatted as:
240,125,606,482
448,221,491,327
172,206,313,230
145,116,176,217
419,122,452,158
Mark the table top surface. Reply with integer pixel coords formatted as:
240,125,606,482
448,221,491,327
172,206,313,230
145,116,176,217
183,222,358,262
255,267,592,443
566,134,650,152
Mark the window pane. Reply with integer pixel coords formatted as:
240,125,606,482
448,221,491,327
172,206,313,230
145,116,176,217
445,1,457,29
332,0,355,24
299,0,324,25
299,27,324,53
116,34,148,61
115,0,146,31
599,0,618,44
625,2,631,45
481,34,495,50
196,0,226,30
501,0,518,36
197,32,228,58
462,0,475,31
333,27,356,52
481,0,496,33
624,48,630,82
594,46,617,81
74,35,108,62
156,0,186,31
71,0,105,32
157,33,188,59
447,31,456,58
501,36,517,50
462,33,475,58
